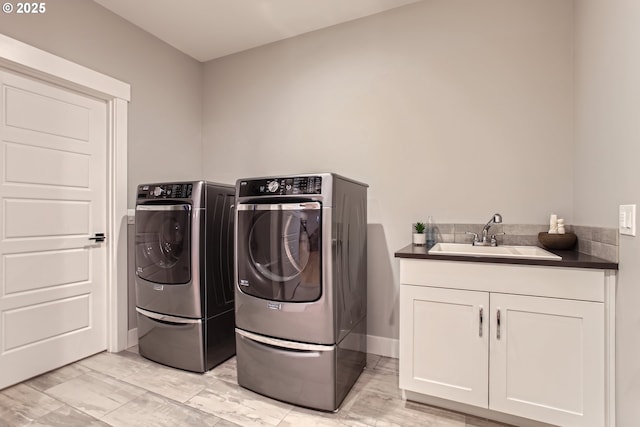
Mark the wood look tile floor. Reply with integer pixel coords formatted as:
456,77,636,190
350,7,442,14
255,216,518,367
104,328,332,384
0,347,512,427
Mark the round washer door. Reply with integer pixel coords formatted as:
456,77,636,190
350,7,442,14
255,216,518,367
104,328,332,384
236,202,321,302
135,204,191,284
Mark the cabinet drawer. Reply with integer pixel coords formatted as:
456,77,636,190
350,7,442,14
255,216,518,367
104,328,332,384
399,259,605,302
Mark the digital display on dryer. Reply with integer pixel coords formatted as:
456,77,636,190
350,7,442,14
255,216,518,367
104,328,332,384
238,176,322,196
137,184,193,199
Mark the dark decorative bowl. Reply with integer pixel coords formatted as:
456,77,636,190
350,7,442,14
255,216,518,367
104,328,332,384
538,232,577,250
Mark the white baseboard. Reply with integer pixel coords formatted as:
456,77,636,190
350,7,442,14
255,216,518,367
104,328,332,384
367,334,399,359
127,328,138,349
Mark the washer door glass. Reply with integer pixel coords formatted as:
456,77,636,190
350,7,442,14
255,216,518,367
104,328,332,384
135,204,191,284
237,202,321,302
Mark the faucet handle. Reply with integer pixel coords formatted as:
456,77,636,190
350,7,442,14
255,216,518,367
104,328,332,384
490,232,505,246
465,231,479,243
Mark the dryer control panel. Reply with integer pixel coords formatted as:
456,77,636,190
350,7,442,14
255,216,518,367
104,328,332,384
137,183,193,199
238,176,322,197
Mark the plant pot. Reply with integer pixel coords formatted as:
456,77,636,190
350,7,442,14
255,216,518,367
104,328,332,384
413,233,426,246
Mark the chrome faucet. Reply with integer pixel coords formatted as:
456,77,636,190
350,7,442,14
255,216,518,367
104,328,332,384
466,213,503,246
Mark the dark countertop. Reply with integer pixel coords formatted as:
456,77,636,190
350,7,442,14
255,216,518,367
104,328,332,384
394,244,618,270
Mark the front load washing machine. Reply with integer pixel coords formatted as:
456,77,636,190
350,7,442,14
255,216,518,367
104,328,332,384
234,173,368,411
135,181,235,372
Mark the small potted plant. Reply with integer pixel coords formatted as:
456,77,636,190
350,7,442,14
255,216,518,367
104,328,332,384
413,222,426,246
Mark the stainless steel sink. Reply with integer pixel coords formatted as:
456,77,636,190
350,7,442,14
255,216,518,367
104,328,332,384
428,243,561,260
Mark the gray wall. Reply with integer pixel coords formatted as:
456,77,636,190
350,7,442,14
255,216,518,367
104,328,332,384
201,0,574,341
0,0,204,331
0,0,204,208
573,1,640,425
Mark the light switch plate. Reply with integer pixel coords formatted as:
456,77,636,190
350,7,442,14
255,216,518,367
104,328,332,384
619,204,636,236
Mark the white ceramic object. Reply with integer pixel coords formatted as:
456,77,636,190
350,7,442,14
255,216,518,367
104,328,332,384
428,243,561,260
413,233,426,246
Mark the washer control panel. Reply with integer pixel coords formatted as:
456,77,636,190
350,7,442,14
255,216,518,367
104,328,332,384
137,183,193,199
239,176,322,197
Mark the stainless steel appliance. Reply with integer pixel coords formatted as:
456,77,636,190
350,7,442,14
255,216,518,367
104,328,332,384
135,181,235,373
234,173,368,411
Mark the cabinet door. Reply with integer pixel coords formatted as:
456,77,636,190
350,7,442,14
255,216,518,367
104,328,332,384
489,293,604,427
400,285,489,408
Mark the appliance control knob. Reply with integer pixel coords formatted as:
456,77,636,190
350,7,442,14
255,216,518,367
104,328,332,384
267,181,279,193
153,186,163,196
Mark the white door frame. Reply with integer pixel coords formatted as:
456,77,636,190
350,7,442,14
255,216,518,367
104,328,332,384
0,33,130,353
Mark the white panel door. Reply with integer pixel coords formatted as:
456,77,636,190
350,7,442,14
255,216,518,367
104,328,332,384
489,293,605,427
0,70,107,389
399,285,489,408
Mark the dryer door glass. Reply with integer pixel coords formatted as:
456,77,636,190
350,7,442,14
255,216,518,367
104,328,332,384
237,202,321,302
135,204,191,284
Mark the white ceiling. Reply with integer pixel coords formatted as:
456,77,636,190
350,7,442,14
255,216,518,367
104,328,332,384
94,0,422,62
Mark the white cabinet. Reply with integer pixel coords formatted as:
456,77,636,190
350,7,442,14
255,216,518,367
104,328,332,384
489,293,604,426
399,259,615,427
400,286,489,407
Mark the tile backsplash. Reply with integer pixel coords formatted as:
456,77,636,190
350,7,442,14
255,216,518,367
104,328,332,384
572,225,618,262
433,223,618,262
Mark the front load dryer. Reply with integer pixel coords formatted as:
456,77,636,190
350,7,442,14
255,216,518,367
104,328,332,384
234,173,368,411
134,181,235,372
